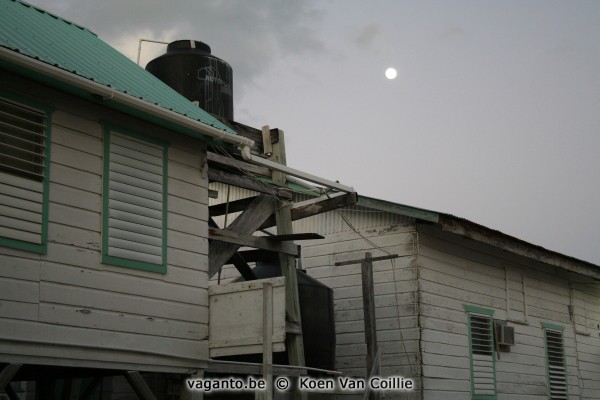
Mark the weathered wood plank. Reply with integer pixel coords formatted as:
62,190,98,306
271,130,306,391
51,143,102,174
208,194,278,277
209,196,256,217
168,178,207,202
39,282,206,322
52,125,102,157
49,164,101,194
168,161,204,186
40,261,207,306
208,228,299,256
38,303,206,340
259,192,358,229
0,276,39,303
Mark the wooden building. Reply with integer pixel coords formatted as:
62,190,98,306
2,1,598,400
212,192,600,400
291,196,600,399
0,1,356,399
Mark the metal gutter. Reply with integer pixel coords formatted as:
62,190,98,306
0,47,358,194
0,47,254,148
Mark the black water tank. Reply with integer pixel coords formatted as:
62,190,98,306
230,263,336,373
146,40,233,119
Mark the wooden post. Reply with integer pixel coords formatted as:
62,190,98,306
361,252,379,378
258,282,274,400
335,252,400,397
269,127,306,400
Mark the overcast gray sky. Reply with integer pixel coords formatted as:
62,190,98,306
28,0,600,265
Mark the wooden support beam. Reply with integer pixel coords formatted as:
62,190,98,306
208,169,292,199
0,364,21,391
209,196,257,217
259,191,358,229
209,217,256,279
229,253,258,281
208,194,279,278
261,126,274,156
124,371,158,400
231,250,279,264
260,282,274,400
271,129,306,400
209,228,299,256
361,252,379,384
208,151,271,176
264,233,324,242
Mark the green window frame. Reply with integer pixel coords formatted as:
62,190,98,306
542,322,568,400
102,124,168,273
0,90,53,254
464,305,497,400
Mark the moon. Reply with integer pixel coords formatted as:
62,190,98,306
385,67,397,80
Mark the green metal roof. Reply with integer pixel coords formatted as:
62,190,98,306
0,0,236,136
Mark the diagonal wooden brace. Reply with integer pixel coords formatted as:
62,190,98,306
0,364,21,392
208,194,278,278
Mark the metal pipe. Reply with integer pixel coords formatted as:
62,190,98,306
241,146,354,193
136,38,170,65
0,47,254,148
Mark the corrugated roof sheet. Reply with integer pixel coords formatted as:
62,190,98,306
0,0,235,134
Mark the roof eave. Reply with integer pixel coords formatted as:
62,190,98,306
432,214,600,280
0,46,254,149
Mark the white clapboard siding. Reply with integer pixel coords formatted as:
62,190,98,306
106,132,165,265
298,216,420,380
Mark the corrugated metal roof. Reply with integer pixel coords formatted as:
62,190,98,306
0,0,235,135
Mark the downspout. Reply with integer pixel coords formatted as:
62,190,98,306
0,47,254,149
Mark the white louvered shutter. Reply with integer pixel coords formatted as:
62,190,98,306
545,329,568,399
0,98,47,245
106,132,165,265
470,314,496,396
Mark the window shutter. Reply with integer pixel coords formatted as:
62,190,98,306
105,131,166,267
469,314,496,396
545,328,568,399
0,97,47,246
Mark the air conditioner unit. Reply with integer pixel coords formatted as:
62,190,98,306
495,324,515,346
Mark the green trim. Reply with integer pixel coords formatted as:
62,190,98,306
101,125,169,274
541,322,565,332
464,304,495,316
465,305,497,400
542,323,568,399
0,89,54,255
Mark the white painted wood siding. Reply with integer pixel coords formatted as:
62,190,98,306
418,224,600,400
300,218,421,399
0,77,211,373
